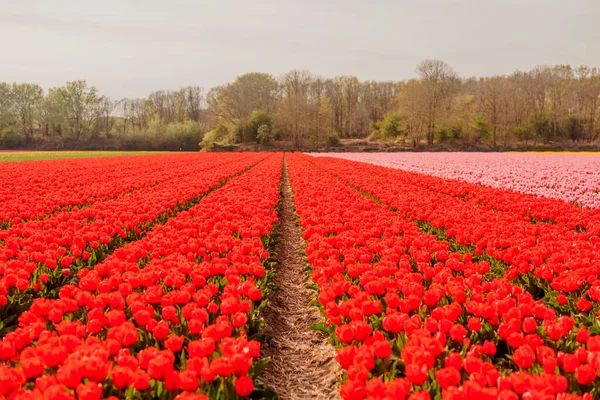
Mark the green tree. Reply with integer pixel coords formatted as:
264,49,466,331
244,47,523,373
42,88,67,136
327,133,340,147
564,115,585,142
11,83,43,139
514,121,533,145
200,123,230,151
54,80,101,140
0,82,14,133
218,73,278,142
312,95,333,145
435,124,460,143
257,124,272,145
397,79,428,147
471,115,490,143
378,112,403,139
246,109,273,143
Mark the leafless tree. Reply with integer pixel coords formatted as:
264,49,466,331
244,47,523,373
416,59,459,144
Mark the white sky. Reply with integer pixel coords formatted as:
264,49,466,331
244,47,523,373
0,0,598,99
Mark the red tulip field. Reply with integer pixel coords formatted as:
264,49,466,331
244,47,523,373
1,152,599,400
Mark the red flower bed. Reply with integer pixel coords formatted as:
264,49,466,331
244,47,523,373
0,154,266,331
3,151,598,399
288,154,597,400
0,154,226,228
306,155,600,314
0,153,282,399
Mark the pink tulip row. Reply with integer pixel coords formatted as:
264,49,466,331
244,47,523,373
310,153,600,209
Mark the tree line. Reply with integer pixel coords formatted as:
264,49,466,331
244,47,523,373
1,60,599,150
396,61,600,148
0,81,207,150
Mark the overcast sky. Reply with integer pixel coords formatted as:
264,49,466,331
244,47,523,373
1,0,598,99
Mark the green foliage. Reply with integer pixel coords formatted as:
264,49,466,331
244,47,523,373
377,112,403,139
531,112,552,143
327,134,340,147
51,80,102,140
43,89,67,133
11,83,43,138
246,109,273,143
213,124,230,142
2,62,600,150
257,124,272,146
0,151,167,162
436,124,460,143
0,125,25,148
119,132,155,151
311,95,333,145
514,122,533,142
564,115,585,142
200,124,230,151
115,120,208,151
159,121,207,150
218,73,278,136
0,83,13,131
471,115,490,141
143,117,162,138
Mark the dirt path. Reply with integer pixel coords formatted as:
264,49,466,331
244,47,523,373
259,157,340,400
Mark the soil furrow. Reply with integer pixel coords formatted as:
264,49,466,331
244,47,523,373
260,156,340,400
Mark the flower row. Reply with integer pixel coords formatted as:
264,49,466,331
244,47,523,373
287,154,598,400
0,154,266,332
0,154,224,228
312,153,600,209
306,155,600,312
314,154,600,236
0,153,283,399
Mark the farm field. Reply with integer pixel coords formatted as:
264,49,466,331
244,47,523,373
1,152,599,400
0,151,174,162
311,152,600,209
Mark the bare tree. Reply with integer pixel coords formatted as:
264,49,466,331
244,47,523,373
98,97,117,137
397,79,428,147
416,59,459,144
218,73,279,142
181,86,204,122
576,67,600,142
119,99,133,135
523,66,552,144
548,65,573,142
478,77,505,146
220,73,279,122
149,90,167,123
4,61,600,150
278,70,314,147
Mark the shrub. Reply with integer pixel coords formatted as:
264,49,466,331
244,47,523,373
470,115,490,143
379,112,403,139
157,121,207,151
200,124,229,152
246,110,273,143
0,126,26,149
257,124,272,146
327,134,340,147
436,124,461,143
